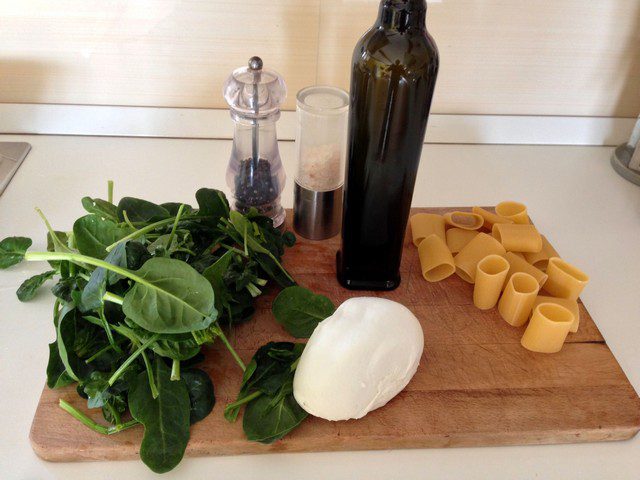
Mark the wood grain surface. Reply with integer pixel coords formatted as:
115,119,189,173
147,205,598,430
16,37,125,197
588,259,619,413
29,208,640,463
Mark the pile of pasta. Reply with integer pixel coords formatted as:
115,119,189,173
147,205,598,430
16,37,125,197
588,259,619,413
410,201,590,354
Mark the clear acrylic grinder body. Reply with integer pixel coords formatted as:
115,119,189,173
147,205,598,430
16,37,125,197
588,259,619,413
294,86,349,240
223,57,287,227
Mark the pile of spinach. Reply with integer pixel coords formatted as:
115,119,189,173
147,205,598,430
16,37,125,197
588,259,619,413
223,286,336,443
1,182,297,473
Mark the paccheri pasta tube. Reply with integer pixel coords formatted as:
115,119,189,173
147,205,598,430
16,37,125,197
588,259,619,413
498,272,540,327
472,206,514,230
492,223,543,253
454,233,506,283
503,251,548,288
544,257,589,301
496,201,529,225
417,234,456,282
534,295,580,333
446,228,479,254
521,303,574,353
410,213,446,247
524,235,559,271
473,255,510,310
443,211,484,231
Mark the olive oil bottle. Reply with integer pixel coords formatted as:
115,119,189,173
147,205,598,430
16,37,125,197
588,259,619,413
337,0,439,291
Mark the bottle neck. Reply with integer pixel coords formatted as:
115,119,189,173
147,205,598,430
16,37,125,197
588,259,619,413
377,0,426,31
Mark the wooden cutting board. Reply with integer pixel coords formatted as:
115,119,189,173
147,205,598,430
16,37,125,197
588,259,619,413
30,207,640,463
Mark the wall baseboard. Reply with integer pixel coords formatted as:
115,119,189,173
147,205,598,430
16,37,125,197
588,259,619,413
0,103,634,146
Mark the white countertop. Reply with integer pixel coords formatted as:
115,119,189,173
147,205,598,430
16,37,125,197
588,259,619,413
0,134,638,480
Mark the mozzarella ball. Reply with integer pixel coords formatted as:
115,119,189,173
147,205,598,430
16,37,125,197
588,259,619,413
293,297,424,421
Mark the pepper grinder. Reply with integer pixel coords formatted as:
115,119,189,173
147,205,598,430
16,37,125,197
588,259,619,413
223,57,287,227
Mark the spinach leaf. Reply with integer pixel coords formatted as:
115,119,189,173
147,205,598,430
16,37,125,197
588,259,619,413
52,276,83,305
224,342,307,443
161,202,193,216
81,197,118,221
73,215,131,259
0,236,32,269
117,197,170,223
46,342,74,389
56,306,82,381
219,290,255,326
56,305,110,380
80,243,127,311
254,253,295,288
272,286,335,338
225,342,307,444
189,247,223,273
147,234,180,257
102,394,127,425
123,257,217,334
243,386,307,444
202,250,234,312
195,188,229,221
243,343,305,396
82,371,112,409
46,231,69,270
16,270,56,302
81,369,131,426
128,358,191,474
248,212,296,256
282,231,296,248
125,241,152,270
135,329,201,361
226,212,295,287
182,368,215,424
47,231,68,252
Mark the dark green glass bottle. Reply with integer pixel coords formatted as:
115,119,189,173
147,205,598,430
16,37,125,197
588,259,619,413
337,0,439,291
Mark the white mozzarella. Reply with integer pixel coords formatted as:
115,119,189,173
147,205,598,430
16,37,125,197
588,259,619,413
293,297,424,421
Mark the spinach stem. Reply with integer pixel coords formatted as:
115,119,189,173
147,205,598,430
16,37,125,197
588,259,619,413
224,390,262,411
171,359,180,381
141,349,159,399
59,399,140,435
104,401,121,425
242,223,249,256
35,208,73,253
108,333,160,386
174,247,197,255
246,282,262,298
220,243,248,257
107,180,114,204
85,343,114,363
128,333,160,399
122,210,137,230
67,233,77,277
53,299,61,323
216,326,246,371
99,306,121,353
290,357,301,372
59,399,109,434
105,214,210,252
26,251,214,324
109,419,140,434
166,204,186,250
27,251,130,277
103,291,124,305
26,250,246,375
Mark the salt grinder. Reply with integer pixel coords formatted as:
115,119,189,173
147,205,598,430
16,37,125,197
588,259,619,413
224,57,287,227
294,86,349,240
